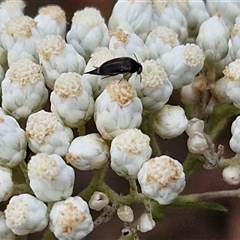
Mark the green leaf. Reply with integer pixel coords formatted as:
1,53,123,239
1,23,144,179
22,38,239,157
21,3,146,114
171,198,228,212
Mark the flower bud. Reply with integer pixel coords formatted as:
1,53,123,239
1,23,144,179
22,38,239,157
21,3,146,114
28,153,75,202
26,110,73,156
152,2,188,43
222,166,240,185
196,14,230,64
88,191,109,211
35,5,66,38
1,15,41,65
84,47,119,98
2,59,48,120
223,59,240,108
153,104,188,139
145,26,179,60
37,34,86,89
50,72,94,128
0,114,27,168
0,167,13,203
66,133,109,170
129,59,173,112
0,0,25,36
187,132,208,154
161,44,205,89
5,194,48,235
230,116,240,155
138,155,185,205
110,129,151,178
66,7,109,61
49,196,94,240
109,29,149,61
186,118,205,137
211,77,231,104
108,0,153,41
94,80,142,140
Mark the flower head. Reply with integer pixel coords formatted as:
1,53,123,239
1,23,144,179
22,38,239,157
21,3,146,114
94,80,142,140
138,155,185,205
35,5,66,38
2,58,48,120
110,129,151,178
49,196,94,240
26,110,73,156
50,72,94,128
5,194,48,235
28,153,75,202
66,133,109,170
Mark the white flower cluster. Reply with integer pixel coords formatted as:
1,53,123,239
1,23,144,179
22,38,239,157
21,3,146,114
1,0,240,238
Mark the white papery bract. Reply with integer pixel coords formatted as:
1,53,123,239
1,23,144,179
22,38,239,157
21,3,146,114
145,26,179,60
110,129,152,178
153,104,188,139
5,194,48,235
50,72,94,128
108,29,149,62
130,59,173,112
28,153,75,202
1,15,41,65
151,2,188,43
0,167,13,202
94,80,143,140
186,118,205,137
187,132,208,154
117,205,134,223
37,34,86,89
2,59,48,120
230,116,240,156
108,0,153,41
196,15,230,65
66,7,109,61
161,43,205,89
84,47,121,98
0,212,15,240
222,166,240,185
34,5,66,38
88,191,109,211
138,155,185,205
223,59,240,108
49,196,94,240
137,213,155,233
0,114,27,168
26,110,73,156
66,133,109,170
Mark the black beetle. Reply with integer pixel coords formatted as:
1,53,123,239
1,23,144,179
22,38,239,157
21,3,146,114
85,57,142,79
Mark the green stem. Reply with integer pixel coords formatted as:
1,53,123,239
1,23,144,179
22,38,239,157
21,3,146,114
77,124,86,136
128,178,138,196
80,164,108,200
180,187,240,202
